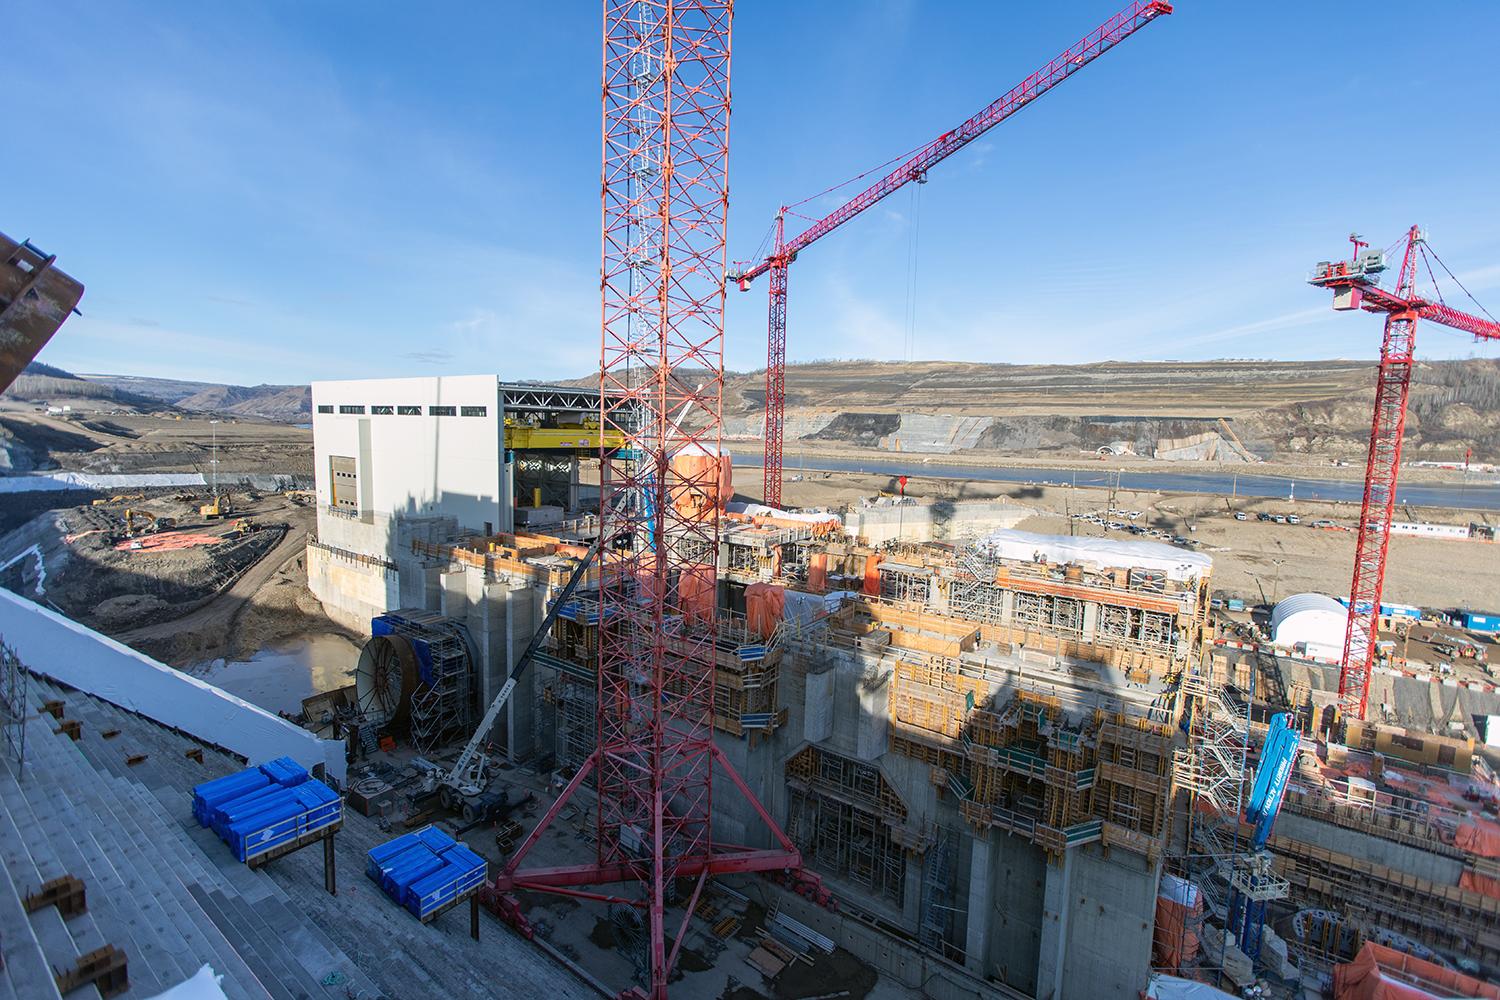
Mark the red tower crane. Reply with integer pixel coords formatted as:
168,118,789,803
1309,226,1500,721
488,6,821,999
731,0,1173,506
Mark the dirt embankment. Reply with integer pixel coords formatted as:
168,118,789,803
0,490,355,667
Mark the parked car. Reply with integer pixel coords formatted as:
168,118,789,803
1234,511,1248,521
1287,514,1300,524
1272,514,1287,524
1257,512,1273,522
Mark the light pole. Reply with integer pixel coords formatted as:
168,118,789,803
210,419,220,502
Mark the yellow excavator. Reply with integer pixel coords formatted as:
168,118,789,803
200,495,232,519
122,509,176,538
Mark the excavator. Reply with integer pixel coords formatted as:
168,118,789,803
122,509,175,538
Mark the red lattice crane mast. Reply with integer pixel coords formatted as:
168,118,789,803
731,0,1173,506
1309,226,1500,721
487,5,821,999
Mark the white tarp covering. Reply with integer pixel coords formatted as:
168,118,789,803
0,472,207,493
0,589,346,784
146,965,229,1000
975,528,1212,582
1144,975,1236,999
725,500,841,526
782,588,855,626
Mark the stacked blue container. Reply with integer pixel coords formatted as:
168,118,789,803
365,826,489,921
191,756,342,864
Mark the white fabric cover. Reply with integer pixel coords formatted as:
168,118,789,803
1270,592,1347,660
146,965,229,1000
975,528,1212,582
0,472,207,493
0,589,346,784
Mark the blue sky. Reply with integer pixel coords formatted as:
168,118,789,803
13,2,1500,386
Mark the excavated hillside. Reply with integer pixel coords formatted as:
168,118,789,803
718,358,1500,463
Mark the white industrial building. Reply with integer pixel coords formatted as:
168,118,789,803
305,375,624,760
1270,592,1348,660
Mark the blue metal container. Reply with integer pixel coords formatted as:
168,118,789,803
414,826,456,854
227,781,341,863
366,833,421,881
191,769,271,827
370,844,432,889
382,850,445,898
258,756,310,788
212,785,297,836
404,859,487,920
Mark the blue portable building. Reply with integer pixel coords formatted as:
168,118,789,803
1458,609,1500,634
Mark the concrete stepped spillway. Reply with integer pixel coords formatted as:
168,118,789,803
0,674,595,1000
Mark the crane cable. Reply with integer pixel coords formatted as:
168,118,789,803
1424,244,1498,325
784,137,931,213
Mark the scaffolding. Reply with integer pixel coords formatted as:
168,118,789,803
883,654,1172,859
785,744,914,907
1271,835,1500,971
1,639,26,776
375,611,476,754
918,826,963,962
545,593,786,738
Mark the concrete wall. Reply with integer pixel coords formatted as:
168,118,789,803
845,500,1027,545
1275,811,1464,884
306,545,399,633
977,837,1046,994
1036,845,1159,1000
311,375,503,555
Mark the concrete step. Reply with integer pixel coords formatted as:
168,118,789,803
0,839,62,1000
94,776,259,992
200,886,329,1000
32,768,191,993
0,734,120,995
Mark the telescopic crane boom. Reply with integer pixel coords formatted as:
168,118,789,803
730,0,1173,505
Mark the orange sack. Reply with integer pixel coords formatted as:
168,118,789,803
1151,895,1201,972
670,446,733,519
807,552,828,591
1455,822,1500,859
1460,869,1500,901
745,583,785,639
678,563,715,623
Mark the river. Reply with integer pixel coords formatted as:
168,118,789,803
195,633,358,715
747,455,1500,511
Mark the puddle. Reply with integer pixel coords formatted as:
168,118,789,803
195,633,358,714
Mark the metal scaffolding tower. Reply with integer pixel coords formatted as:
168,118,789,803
490,7,823,996
1,639,26,776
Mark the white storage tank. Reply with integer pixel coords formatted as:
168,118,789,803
1271,593,1348,660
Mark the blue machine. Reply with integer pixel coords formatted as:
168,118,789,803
1228,712,1300,960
